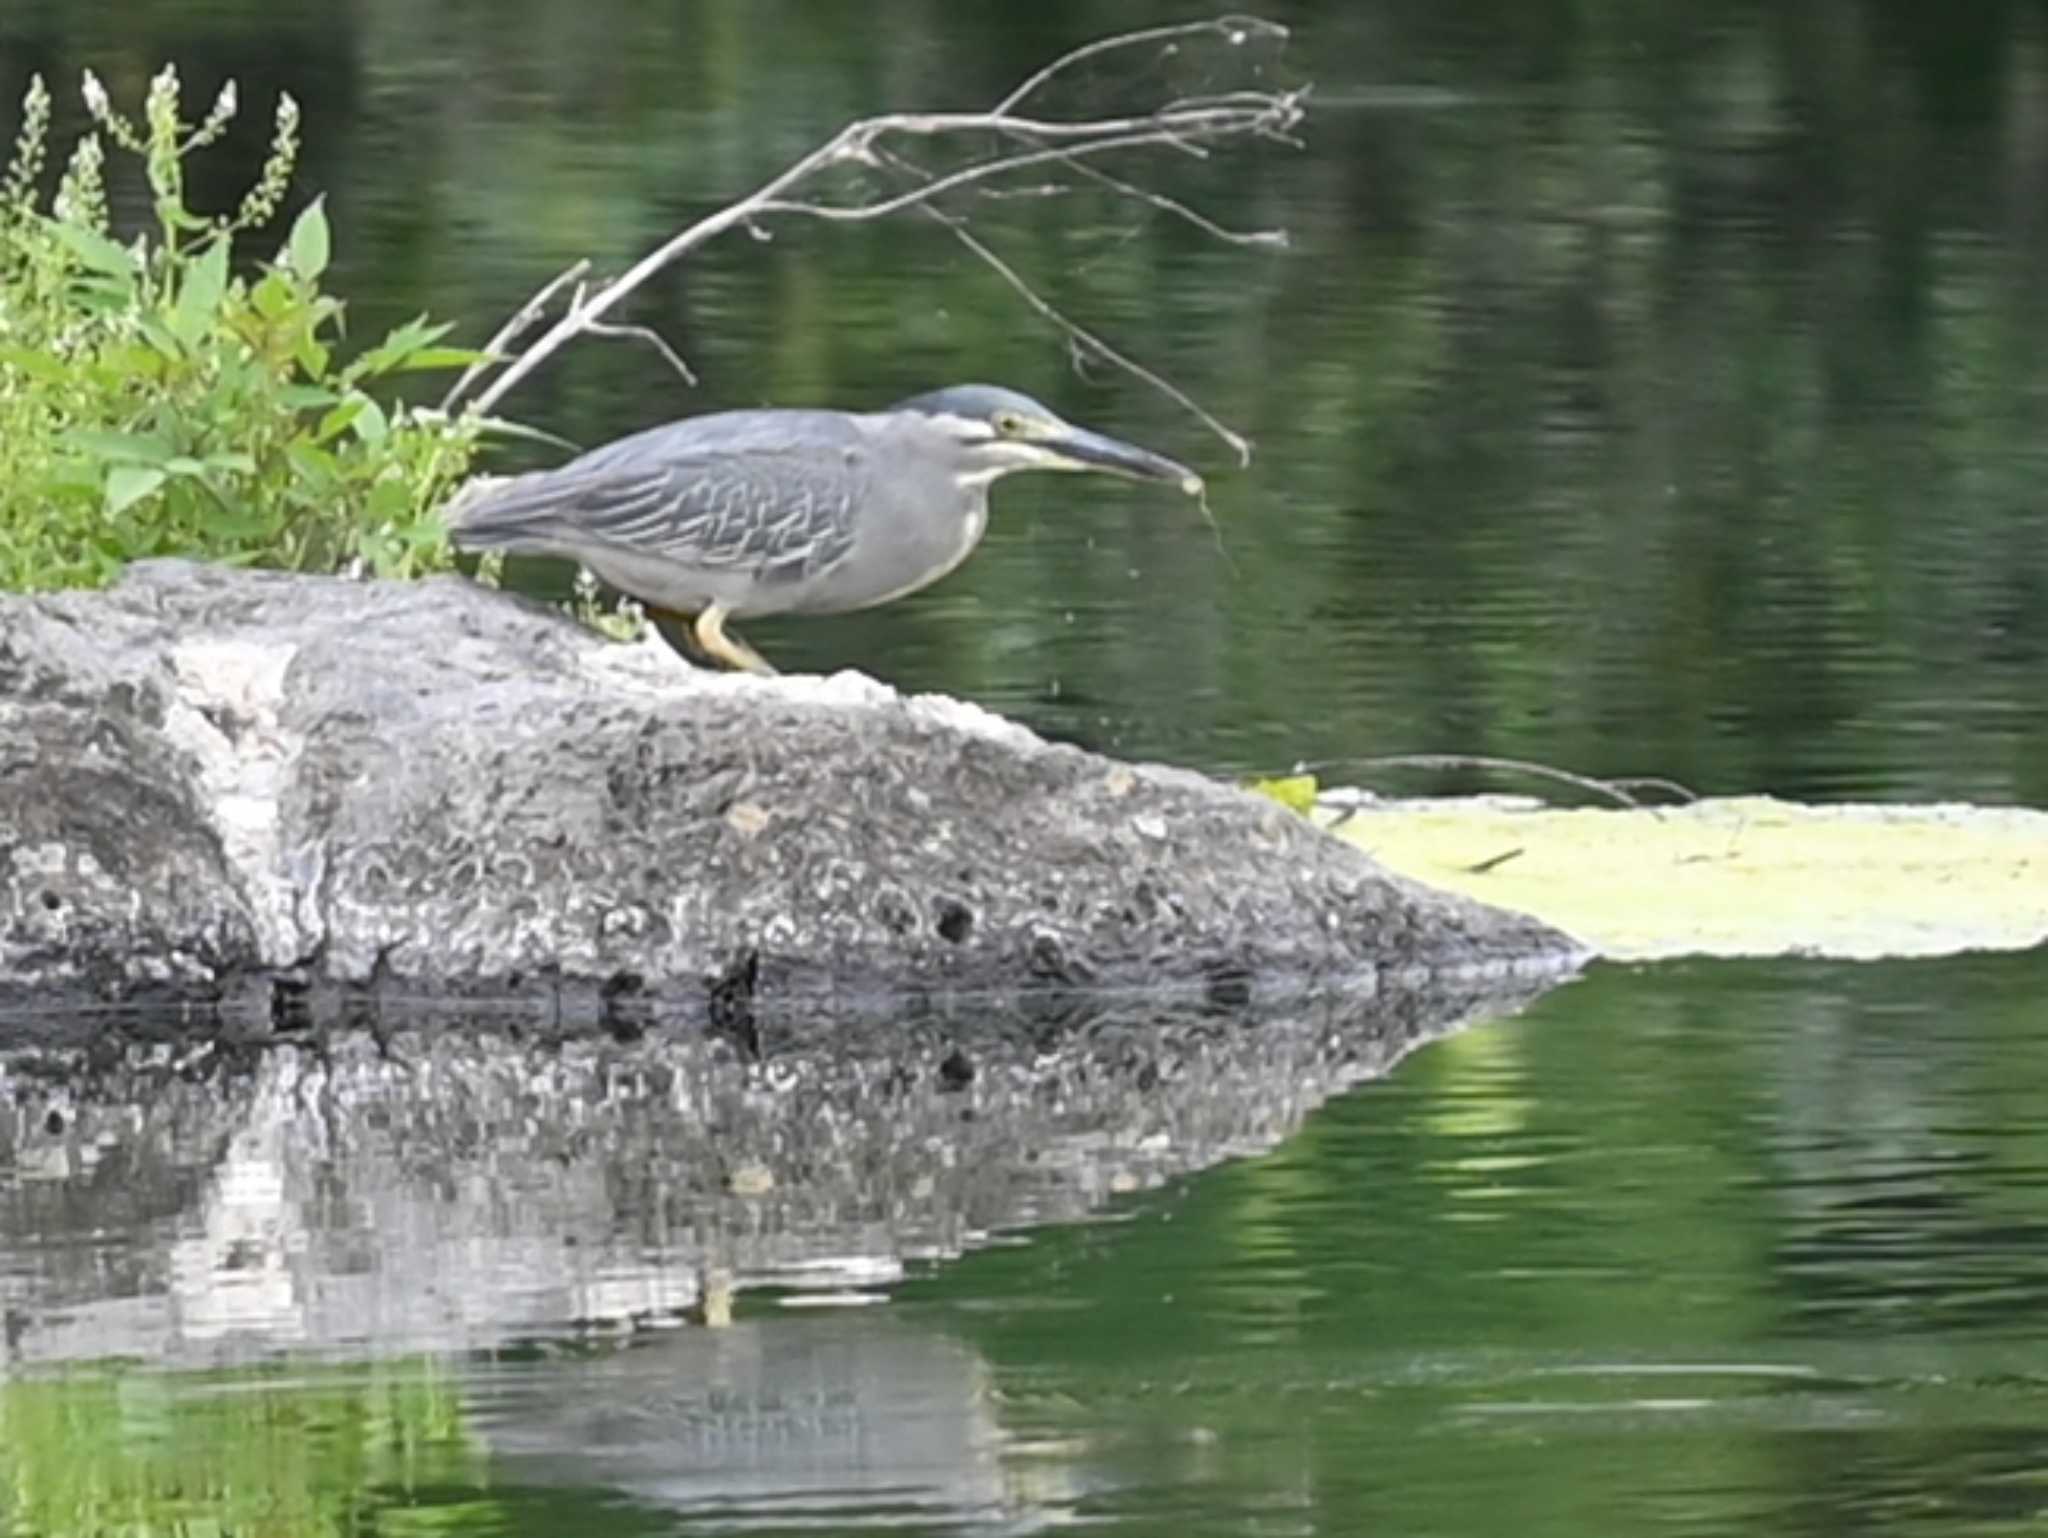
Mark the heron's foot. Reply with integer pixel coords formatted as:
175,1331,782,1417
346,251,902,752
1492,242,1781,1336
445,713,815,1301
695,604,779,676
644,606,710,665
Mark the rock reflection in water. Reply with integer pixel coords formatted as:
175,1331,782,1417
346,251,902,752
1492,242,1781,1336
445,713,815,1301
0,974,1565,1370
472,1312,1040,1524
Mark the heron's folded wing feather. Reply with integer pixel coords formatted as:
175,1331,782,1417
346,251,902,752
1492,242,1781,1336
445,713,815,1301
461,437,869,581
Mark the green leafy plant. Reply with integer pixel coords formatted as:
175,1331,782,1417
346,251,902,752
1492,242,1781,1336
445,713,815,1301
0,65,489,592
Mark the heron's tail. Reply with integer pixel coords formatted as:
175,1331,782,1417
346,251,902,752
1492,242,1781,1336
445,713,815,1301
439,471,560,551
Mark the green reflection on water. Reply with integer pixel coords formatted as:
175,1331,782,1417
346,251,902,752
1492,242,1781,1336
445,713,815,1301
894,953,2048,1533
2,1,2044,796
0,1360,489,1537
2,956,2044,1534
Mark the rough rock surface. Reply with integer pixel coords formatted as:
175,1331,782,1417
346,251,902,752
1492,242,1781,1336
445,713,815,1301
0,562,1583,1016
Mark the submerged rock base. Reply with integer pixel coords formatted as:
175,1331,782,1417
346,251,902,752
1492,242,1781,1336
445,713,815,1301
1,562,1583,1017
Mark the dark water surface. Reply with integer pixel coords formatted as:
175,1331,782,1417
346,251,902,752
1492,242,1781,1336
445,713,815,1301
5,955,2048,1534
5,0,2045,797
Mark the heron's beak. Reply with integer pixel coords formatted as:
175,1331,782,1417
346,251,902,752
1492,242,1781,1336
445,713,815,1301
1042,422,1204,497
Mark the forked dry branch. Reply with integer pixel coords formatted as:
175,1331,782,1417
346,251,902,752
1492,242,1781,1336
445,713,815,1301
443,16,1303,463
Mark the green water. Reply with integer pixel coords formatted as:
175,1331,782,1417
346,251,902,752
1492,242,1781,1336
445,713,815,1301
4,3,2046,1530
6,953,2046,1534
4,0,2045,795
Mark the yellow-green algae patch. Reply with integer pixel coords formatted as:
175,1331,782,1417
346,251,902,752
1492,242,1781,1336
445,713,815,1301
1320,795,2048,962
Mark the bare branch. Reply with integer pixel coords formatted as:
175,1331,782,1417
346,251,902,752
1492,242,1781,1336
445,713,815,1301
450,18,1302,445
452,114,883,416
930,209,1253,466
441,257,589,411
861,140,1256,467
584,321,698,387
583,319,699,387
970,182,1072,201
1045,155,1288,248
878,120,1287,250
862,141,1264,463
1607,776,1702,804
1310,756,1703,819
752,118,1276,226
850,102,1286,145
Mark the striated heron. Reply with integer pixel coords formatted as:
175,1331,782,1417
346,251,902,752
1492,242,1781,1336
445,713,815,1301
445,384,1203,674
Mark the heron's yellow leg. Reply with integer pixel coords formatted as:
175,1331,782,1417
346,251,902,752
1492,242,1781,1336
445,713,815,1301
694,604,779,676
643,605,706,663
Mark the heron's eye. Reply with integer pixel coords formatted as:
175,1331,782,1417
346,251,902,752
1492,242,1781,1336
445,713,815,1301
993,411,1027,437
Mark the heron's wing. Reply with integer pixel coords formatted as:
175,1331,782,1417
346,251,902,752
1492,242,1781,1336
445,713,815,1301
452,415,870,584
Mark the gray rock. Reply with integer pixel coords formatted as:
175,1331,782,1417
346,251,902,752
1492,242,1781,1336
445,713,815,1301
0,561,1584,1017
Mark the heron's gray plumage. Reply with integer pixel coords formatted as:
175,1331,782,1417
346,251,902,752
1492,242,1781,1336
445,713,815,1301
444,383,1201,671
449,410,871,594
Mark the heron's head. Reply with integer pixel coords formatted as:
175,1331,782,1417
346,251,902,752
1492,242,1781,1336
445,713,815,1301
889,384,1203,496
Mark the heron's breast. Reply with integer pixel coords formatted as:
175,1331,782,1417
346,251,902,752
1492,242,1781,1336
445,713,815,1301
799,495,991,614
892,498,990,598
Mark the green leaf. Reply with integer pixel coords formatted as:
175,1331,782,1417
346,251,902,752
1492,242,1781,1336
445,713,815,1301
278,384,341,410
68,276,135,310
0,344,68,383
367,475,411,521
294,330,331,378
204,497,277,539
390,345,492,373
105,465,167,515
154,195,211,235
137,316,186,360
249,271,297,321
101,342,167,381
47,221,138,278
286,196,330,281
350,394,389,446
1244,774,1320,815
170,236,230,343
203,451,258,475
346,316,452,379
472,414,583,453
45,468,104,502
315,398,365,444
286,438,340,485
66,429,175,465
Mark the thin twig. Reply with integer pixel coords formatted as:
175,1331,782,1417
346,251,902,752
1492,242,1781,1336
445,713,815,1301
993,15,1287,115
868,141,1256,464
1041,154,1288,248
1306,755,1671,813
932,210,1253,466
441,257,590,411
584,319,699,386
456,127,854,415
895,102,1288,248
1609,776,1701,803
853,104,1280,145
755,112,1290,226
1465,847,1525,874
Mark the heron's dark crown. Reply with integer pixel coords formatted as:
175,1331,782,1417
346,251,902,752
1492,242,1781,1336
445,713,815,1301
888,384,1054,423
